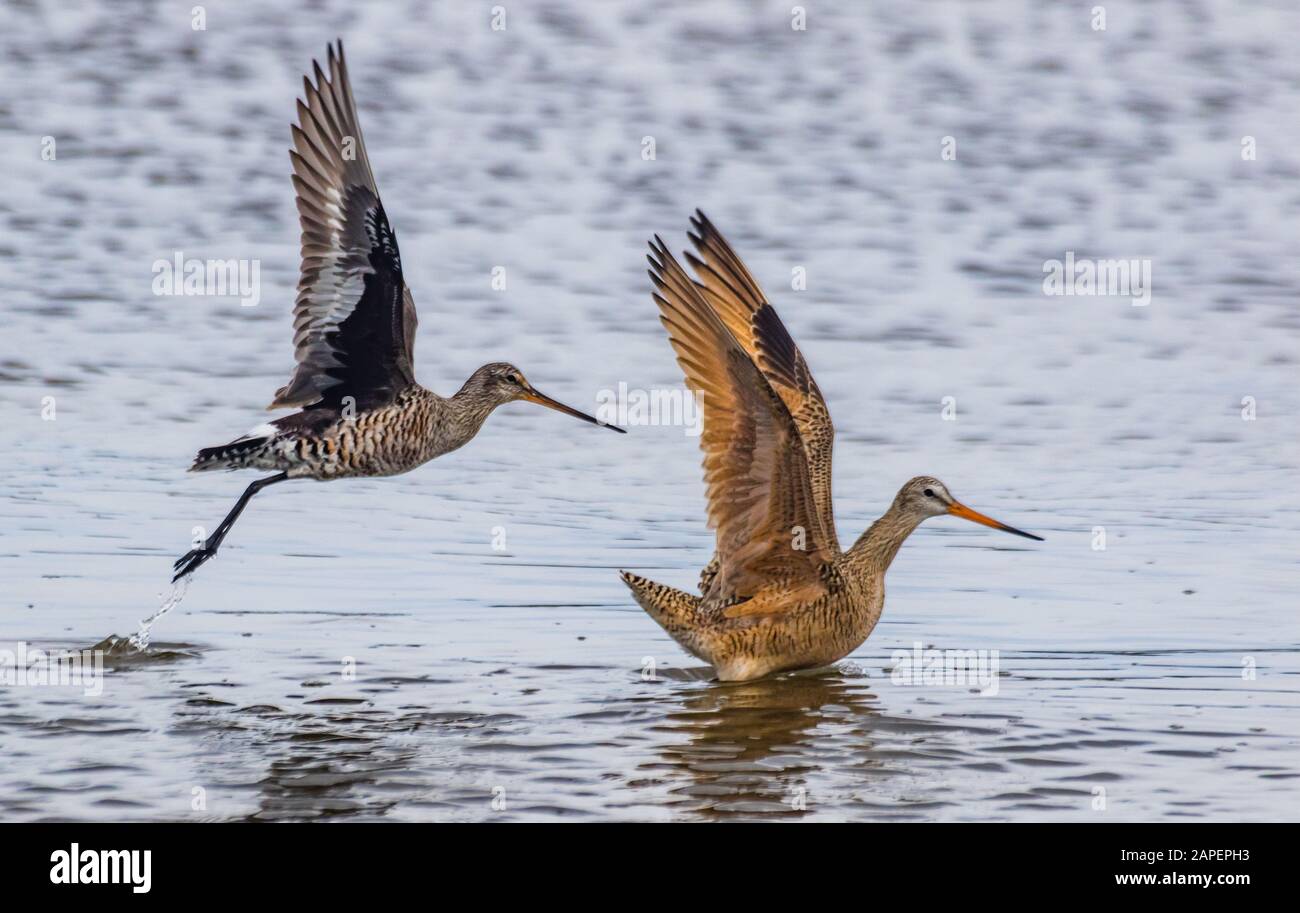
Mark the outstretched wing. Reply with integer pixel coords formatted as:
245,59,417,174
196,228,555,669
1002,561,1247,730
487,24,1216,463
684,210,837,548
648,237,834,603
270,40,418,411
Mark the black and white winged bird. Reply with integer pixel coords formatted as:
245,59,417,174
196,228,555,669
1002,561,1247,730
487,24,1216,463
174,40,623,582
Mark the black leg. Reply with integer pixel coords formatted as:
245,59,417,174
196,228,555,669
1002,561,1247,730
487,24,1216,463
173,473,289,581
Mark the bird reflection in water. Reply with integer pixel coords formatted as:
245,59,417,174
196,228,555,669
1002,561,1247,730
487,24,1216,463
640,666,888,819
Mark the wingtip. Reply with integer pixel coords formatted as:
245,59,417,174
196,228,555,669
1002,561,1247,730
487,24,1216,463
646,240,670,272
648,234,684,270
303,41,347,102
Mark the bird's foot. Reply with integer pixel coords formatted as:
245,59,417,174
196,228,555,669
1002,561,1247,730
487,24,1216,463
173,544,217,582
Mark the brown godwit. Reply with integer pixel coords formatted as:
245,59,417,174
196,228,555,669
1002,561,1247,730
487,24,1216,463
620,211,1041,681
173,41,623,582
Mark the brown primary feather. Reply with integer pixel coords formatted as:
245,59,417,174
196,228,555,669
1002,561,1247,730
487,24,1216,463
646,236,833,604
684,210,837,550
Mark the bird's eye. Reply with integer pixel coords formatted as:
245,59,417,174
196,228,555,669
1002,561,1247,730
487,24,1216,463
506,373,520,385
923,488,935,498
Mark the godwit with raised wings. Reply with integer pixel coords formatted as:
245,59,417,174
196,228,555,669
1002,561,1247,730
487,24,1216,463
174,41,623,582
620,212,1041,681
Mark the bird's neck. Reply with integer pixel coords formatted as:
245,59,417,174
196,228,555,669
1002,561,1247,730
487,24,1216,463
843,502,923,578
447,383,501,440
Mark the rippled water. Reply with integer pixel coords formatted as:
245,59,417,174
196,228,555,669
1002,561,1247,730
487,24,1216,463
2,0,1299,821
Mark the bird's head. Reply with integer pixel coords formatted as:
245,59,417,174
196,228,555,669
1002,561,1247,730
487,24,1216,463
893,476,1043,541
466,363,625,432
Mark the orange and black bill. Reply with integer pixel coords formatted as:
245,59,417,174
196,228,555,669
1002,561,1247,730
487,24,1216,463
948,502,1043,541
523,388,627,433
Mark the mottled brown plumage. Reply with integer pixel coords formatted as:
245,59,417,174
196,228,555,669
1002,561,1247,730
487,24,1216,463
684,210,836,547
622,216,1042,681
682,210,837,594
174,42,622,582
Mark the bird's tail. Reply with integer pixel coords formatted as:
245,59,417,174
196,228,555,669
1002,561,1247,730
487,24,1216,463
189,432,275,472
619,571,714,662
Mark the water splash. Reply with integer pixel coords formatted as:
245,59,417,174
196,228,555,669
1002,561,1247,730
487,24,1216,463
82,633,196,666
128,577,191,651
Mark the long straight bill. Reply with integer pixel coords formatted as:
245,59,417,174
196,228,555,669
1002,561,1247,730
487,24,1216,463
948,502,1043,541
523,389,626,433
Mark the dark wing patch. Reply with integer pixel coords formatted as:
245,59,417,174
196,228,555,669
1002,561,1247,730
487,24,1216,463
648,237,833,604
686,209,837,551
270,41,418,411
683,210,838,550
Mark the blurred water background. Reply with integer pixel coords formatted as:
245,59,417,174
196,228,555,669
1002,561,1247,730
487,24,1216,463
1,0,1297,820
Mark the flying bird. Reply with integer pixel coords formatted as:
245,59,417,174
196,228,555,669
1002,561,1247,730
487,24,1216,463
621,211,1041,681
174,41,622,582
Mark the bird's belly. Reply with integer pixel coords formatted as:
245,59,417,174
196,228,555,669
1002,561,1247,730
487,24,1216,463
711,592,882,682
308,453,419,480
